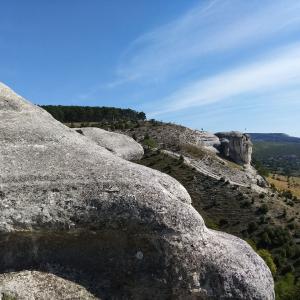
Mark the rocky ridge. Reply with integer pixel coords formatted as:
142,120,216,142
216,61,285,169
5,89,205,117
118,122,266,190
74,127,144,161
216,131,253,165
0,83,274,299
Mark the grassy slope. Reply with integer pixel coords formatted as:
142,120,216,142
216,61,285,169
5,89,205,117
268,174,300,199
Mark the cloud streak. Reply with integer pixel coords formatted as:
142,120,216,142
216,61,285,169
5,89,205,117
116,0,300,84
149,43,300,116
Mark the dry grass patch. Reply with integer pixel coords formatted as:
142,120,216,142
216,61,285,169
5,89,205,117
267,174,300,198
180,143,214,159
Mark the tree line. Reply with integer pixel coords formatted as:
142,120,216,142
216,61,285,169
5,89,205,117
40,105,146,123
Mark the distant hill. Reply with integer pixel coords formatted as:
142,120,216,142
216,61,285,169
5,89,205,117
249,133,300,143
249,133,300,176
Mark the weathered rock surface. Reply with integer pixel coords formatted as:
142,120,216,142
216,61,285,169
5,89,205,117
74,127,144,161
119,122,220,153
0,271,97,300
215,131,253,165
0,82,274,299
120,122,265,189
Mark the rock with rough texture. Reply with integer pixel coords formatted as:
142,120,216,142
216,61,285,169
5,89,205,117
74,127,144,161
215,131,253,165
0,271,97,300
121,122,220,153
0,82,274,299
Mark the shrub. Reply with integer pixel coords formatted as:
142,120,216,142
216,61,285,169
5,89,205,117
142,135,157,149
257,249,277,276
2,294,17,300
259,226,292,249
245,239,257,251
254,161,270,177
281,264,294,274
259,231,271,248
281,190,293,200
240,200,251,208
178,155,184,164
219,219,228,227
258,204,268,214
247,222,258,233
259,215,267,224
205,218,219,230
219,176,226,182
275,273,300,300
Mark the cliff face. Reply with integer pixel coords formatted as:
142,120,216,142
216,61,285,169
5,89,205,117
216,131,253,165
0,83,274,299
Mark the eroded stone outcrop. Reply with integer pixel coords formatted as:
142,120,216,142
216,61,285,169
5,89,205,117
74,127,144,161
120,122,220,153
0,271,97,300
0,82,274,299
215,131,253,165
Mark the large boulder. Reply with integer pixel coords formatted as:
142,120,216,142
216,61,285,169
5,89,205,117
0,82,274,299
0,271,97,300
74,127,144,161
215,131,253,165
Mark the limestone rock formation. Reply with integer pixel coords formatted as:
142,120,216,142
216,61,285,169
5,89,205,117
74,127,144,161
0,271,97,300
120,122,220,153
0,82,274,299
215,131,253,165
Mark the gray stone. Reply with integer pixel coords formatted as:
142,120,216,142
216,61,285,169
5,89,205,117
74,127,144,161
0,271,97,300
121,122,220,153
215,131,253,165
0,82,274,299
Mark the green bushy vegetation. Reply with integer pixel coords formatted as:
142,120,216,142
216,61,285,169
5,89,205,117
257,249,277,276
41,105,146,123
142,134,158,149
275,273,300,300
253,159,270,177
2,293,17,300
253,141,300,177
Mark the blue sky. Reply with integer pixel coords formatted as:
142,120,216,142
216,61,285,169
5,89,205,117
1,0,300,136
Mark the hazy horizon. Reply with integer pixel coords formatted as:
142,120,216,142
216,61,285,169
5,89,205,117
1,0,300,136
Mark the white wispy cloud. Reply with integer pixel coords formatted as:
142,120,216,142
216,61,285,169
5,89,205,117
149,43,300,116
115,0,300,84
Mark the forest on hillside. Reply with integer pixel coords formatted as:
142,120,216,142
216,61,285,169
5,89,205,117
41,105,146,123
253,142,300,177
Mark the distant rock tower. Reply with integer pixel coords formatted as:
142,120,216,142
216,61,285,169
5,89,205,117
215,131,253,165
